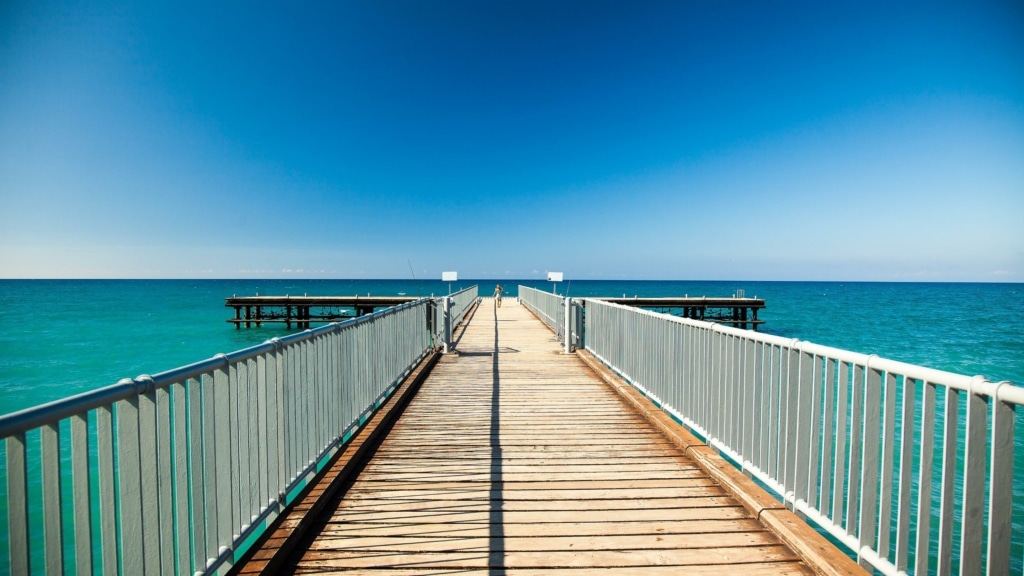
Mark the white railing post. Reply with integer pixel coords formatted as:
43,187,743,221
564,297,572,353
442,296,453,354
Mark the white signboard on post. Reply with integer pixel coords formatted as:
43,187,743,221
547,272,563,282
441,271,458,282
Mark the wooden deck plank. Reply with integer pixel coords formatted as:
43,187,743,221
342,486,723,501
290,565,813,576
307,518,769,538
302,531,782,552
279,299,836,575
291,545,802,568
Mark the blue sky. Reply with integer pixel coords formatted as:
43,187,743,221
2,1,1022,281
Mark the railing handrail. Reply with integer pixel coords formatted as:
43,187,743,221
0,297,432,438
583,298,1022,403
449,285,479,327
518,285,563,333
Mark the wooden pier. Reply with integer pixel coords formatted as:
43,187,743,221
595,296,766,330
225,295,418,329
237,299,860,575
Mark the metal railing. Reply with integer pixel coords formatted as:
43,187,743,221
582,298,1022,575
432,286,479,352
1,298,435,576
518,286,582,351
450,285,479,328
518,286,562,333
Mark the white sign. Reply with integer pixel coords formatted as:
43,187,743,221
442,271,458,282
547,272,563,282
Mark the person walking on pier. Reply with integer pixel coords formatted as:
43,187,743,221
494,284,503,307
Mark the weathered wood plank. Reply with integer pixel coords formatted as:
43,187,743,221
342,478,715,491
290,565,813,576
303,531,782,552
331,496,738,514
316,506,751,525
342,485,722,501
292,545,802,568
311,518,768,538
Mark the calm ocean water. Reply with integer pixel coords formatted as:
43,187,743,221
0,279,1022,573
1,279,1021,414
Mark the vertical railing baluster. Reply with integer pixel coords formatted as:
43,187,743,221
765,345,778,480
319,334,329,454
271,344,285,503
782,346,799,507
987,390,1014,575
214,363,233,563
959,381,987,575
936,387,959,576
857,366,882,569
195,374,213,563
70,412,93,575
808,353,823,510
96,405,117,575
41,422,65,574
734,334,743,451
711,329,721,441
894,376,916,571
117,395,145,574
846,364,863,537
6,432,30,576
819,358,835,515
302,339,314,472
743,338,757,467
234,362,251,536
155,386,175,575
172,382,191,574
831,360,848,526
257,353,270,520
877,371,897,560
795,348,814,509
139,386,161,573
915,381,937,576
285,344,297,490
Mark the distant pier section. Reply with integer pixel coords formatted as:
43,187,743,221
594,295,766,330
227,292,766,330
226,295,418,329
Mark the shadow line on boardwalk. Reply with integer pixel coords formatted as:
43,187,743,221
489,300,504,574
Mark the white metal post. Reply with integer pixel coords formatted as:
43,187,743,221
443,297,453,353
564,297,572,353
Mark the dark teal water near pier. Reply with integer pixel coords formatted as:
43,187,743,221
0,279,1021,573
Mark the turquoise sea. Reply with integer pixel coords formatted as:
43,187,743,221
0,279,1022,573
2,279,1019,415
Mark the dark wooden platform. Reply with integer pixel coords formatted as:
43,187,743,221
225,296,420,328
593,296,766,330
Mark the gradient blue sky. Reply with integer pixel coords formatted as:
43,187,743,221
2,1,1022,280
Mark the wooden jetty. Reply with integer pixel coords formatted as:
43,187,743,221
237,299,860,575
225,295,418,329
596,296,766,330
